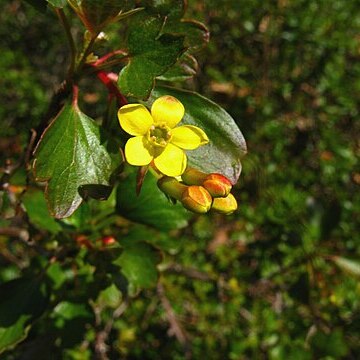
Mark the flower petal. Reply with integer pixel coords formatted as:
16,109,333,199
151,95,185,128
154,143,187,176
118,104,153,136
125,136,153,166
171,125,209,150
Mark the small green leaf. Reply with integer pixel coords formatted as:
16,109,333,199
97,284,122,308
121,225,181,253
22,189,62,234
149,86,247,184
33,103,118,218
116,167,190,231
0,277,49,354
46,0,67,8
118,15,185,99
331,256,360,279
53,302,92,321
310,329,348,358
114,242,160,289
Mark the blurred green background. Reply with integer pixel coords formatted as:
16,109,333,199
1,0,360,359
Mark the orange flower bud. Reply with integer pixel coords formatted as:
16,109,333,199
182,168,232,197
203,173,232,198
211,193,238,215
181,186,212,214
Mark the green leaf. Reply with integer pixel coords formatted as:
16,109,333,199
22,189,62,234
149,86,247,184
118,15,185,99
114,242,160,289
331,256,360,279
0,277,49,354
310,329,348,358
163,19,209,50
33,103,118,218
143,0,208,50
53,301,92,321
46,0,67,7
158,53,198,82
122,225,181,253
97,284,122,308
116,167,190,231
52,301,94,349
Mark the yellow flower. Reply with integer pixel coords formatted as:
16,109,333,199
118,95,209,177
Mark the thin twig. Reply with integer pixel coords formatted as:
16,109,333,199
161,263,215,282
91,49,128,67
55,8,77,77
0,227,29,241
95,70,128,106
157,281,192,359
94,297,129,360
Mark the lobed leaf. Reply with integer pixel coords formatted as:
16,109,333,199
158,53,198,82
163,19,210,51
118,14,185,99
114,242,161,289
33,103,118,218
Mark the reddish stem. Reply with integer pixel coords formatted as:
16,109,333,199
96,70,128,106
91,50,128,67
72,84,79,108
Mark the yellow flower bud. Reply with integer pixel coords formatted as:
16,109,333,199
211,193,238,215
181,186,212,214
181,167,208,184
157,176,187,200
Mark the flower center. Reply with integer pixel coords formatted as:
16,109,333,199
148,123,172,147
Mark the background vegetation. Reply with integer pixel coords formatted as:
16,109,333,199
1,0,359,359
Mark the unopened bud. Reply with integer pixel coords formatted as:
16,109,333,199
101,236,116,246
76,235,93,249
211,193,238,215
181,168,208,184
181,186,212,214
157,176,187,200
203,173,232,197
182,168,232,197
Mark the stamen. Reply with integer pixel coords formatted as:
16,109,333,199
147,123,172,147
